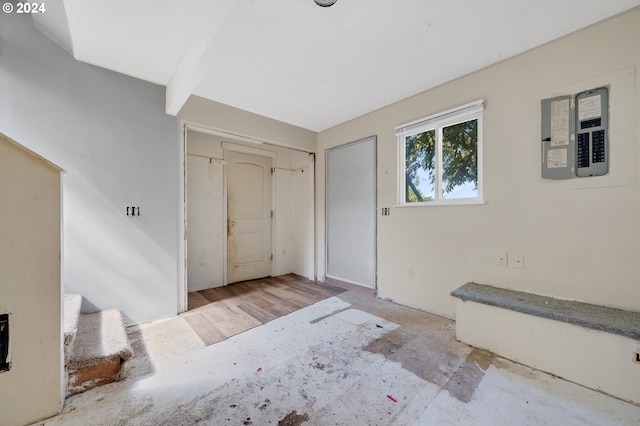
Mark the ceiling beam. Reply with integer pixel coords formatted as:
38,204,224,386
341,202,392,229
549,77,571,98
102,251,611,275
165,0,246,116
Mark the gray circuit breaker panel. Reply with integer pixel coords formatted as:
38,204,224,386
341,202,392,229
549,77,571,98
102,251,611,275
541,87,609,179
575,87,609,177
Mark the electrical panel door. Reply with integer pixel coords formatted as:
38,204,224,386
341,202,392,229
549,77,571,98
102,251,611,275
541,95,574,179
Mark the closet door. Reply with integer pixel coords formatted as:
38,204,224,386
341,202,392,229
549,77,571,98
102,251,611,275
187,155,225,291
326,136,376,288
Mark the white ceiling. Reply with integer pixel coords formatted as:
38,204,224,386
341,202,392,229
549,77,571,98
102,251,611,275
34,0,640,132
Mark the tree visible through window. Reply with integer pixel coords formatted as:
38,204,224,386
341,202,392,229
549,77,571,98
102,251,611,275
398,101,482,204
405,129,436,202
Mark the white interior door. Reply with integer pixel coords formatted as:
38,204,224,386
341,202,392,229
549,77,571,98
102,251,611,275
326,136,376,288
186,155,225,292
226,150,272,283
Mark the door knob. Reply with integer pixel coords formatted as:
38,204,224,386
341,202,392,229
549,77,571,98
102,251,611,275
228,220,235,228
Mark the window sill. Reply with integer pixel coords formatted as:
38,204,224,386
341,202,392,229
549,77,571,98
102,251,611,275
394,199,485,207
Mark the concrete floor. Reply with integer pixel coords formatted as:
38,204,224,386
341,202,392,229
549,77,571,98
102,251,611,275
37,290,640,425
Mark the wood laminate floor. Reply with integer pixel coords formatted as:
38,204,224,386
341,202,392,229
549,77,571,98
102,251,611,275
181,274,346,346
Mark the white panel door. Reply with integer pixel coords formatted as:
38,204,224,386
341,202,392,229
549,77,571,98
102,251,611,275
326,136,376,288
187,155,225,291
227,150,272,283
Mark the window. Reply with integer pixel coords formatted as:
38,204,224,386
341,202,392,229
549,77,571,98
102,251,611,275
396,100,483,205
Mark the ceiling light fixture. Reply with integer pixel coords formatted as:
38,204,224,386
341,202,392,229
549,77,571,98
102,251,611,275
315,0,337,7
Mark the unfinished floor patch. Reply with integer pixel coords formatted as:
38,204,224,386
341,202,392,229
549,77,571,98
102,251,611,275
45,300,415,423
417,358,639,425
278,410,309,426
332,308,385,326
442,349,495,403
361,294,472,388
36,294,640,425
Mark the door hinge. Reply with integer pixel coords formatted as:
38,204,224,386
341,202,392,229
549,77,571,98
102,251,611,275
271,167,275,175
271,210,274,218
270,254,273,261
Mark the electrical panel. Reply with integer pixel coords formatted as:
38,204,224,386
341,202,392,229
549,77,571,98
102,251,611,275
541,87,609,179
575,88,609,177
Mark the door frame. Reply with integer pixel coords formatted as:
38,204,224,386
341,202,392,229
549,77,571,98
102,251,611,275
179,121,279,313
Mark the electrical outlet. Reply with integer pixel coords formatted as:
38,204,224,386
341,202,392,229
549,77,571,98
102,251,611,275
511,254,524,269
408,267,414,278
495,251,508,267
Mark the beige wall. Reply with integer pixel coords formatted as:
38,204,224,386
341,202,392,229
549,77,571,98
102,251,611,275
318,9,640,318
0,134,62,425
180,96,317,153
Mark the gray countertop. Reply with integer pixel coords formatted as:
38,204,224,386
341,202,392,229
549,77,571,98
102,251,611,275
451,282,640,341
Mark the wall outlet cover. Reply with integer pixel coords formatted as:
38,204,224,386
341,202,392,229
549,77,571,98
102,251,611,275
511,254,524,269
496,251,508,267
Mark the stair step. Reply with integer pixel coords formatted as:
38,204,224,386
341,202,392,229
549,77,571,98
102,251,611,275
66,309,133,397
63,293,82,356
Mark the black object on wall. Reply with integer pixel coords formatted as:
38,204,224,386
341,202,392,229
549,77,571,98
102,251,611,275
0,314,9,372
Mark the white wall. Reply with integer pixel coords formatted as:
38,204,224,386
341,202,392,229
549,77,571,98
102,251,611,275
0,13,180,324
186,130,315,284
317,9,640,318
0,135,63,425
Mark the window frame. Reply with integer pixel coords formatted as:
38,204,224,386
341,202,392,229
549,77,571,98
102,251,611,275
396,100,484,206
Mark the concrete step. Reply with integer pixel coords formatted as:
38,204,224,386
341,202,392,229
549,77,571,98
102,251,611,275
63,293,82,359
66,309,133,397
